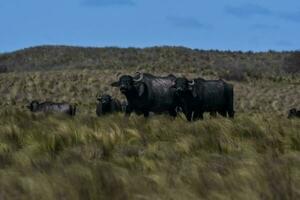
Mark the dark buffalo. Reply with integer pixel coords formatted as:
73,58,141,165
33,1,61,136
288,108,300,118
27,100,76,116
172,77,234,121
96,94,122,116
111,72,178,117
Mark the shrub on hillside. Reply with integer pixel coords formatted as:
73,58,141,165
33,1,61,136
283,52,300,74
220,66,247,82
0,64,7,73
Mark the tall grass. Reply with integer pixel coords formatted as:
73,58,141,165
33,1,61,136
0,109,299,199
0,65,299,199
0,70,299,115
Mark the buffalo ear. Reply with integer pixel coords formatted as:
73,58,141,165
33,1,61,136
137,83,145,97
111,81,119,87
169,81,176,90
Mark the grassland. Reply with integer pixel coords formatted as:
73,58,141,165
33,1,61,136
1,111,300,200
0,69,299,114
0,46,300,199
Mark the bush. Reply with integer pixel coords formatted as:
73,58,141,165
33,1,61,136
283,52,300,74
0,65,8,73
220,67,247,81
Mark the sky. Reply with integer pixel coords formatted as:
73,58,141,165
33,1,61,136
0,0,300,52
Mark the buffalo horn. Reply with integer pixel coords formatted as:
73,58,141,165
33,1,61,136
188,80,195,86
133,72,143,82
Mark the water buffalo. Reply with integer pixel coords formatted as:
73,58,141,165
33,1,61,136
111,72,178,117
96,94,122,116
172,77,234,121
27,100,76,116
288,108,300,119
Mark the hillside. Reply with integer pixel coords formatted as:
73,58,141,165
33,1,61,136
0,45,299,80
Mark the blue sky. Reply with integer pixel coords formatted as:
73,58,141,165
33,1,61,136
0,0,299,52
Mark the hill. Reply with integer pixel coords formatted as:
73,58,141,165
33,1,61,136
0,45,299,80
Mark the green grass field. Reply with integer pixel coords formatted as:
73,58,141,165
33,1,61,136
0,46,299,199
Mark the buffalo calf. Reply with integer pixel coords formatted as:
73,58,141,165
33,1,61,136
96,94,122,116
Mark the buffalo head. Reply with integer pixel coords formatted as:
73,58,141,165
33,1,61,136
27,100,39,112
171,77,195,97
97,94,112,105
111,73,145,96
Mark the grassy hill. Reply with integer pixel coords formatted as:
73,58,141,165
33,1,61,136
0,45,299,79
0,45,299,200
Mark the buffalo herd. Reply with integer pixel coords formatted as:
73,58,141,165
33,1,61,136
26,72,298,120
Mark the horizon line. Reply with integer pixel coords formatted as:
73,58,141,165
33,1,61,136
1,44,299,54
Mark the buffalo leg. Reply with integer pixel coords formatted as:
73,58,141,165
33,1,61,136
210,111,217,118
228,110,235,118
125,105,133,117
143,111,150,118
219,110,227,117
226,85,235,118
184,112,193,121
181,105,192,121
192,112,198,121
69,105,76,116
168,109,177,118
193,111,203,121
227,103,235,118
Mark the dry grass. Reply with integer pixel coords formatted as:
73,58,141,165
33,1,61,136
0,69,299,114
0,69,299,199
0,111,299,200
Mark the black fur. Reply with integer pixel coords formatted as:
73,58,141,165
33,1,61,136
96,94,122,116
172,77,234,121
111,73,178,117
288,108,300,119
